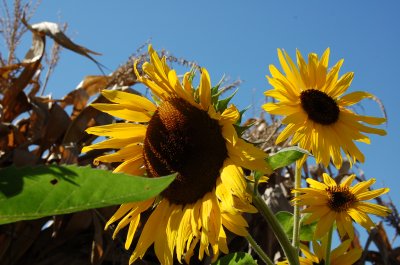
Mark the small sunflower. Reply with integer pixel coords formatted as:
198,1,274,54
293,173,390,239
83,45,270,264
278,238,362,265
263,48,386,169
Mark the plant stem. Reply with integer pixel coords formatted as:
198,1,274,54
324,226,333,265
252,188,300,265
292,160,302,250
245,233,274,265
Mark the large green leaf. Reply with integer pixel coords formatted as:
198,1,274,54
266,146,310,170
213,252,257,265
275,211,317,241
0,165,175,224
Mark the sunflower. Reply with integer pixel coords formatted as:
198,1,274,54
278,238,362,265
293,173,390,239
263,48,386,169
82,45,270,264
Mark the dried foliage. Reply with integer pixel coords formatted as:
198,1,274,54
0,1,398,265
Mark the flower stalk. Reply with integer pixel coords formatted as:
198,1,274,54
251,184,300,265
245,233,274,265
292,160,302,250
324,226,334,265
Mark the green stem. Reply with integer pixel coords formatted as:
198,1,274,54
292,161,302,250
324,227,333,265
245,233,274,265
252,188,300,265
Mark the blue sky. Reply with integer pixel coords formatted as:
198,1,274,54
10,0,399,246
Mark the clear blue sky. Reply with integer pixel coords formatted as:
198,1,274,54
11,0,400,245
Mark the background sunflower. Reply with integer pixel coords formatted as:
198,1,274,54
263,48,386,169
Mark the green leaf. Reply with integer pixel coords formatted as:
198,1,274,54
275,211,294,238
299,219,317,241
298,213,318,241
275,211,317,241
266,146,310,170
213,252,258,265
0,165,175,224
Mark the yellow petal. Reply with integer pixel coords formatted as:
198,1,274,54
91,103,151,122
340,174,356,187
131,199,169,262
350,178,375,195
125,214,141,249
306,178,328,190
94,144,142,164
323,59,344,94
333,247,362,265
314,210,336,239
101,89,156,112
105,202,137,229
339,212,355,238
322,173,337,187
316,48,330,88
355,202,391,216
220,160,246,196
330,239,351,260
356,187,390,201
220,104,240,124
354,113,386,125
328,72,354,99
337,91,375,106
221,212,248,236
227,139,270,173
82,136,143,153
276,123,302,144
85,123,147,139
199,68,211,110
113,156,145,175
176,206,193,262
148,45,169,82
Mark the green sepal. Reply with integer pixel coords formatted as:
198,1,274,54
215,88,239,113
211,74,225,105
237,105,251,125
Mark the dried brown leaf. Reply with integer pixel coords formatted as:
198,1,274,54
0,63,23,79
22,32,45,64
91,212,104,265
0,220,47,264
2,91,31,122
60,75,111,120
78,75,111,96
42,102,71,148
22,16,102,69
13,147,38,166
1,26,45,122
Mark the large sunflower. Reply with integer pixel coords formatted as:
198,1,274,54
82,45,270,264
278,238,362,265
263,48,386,168
293,173,390,239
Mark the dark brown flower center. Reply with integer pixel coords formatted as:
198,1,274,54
313,260,325,265
143,97,228,205
326,186,357,212
300,89,339,125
